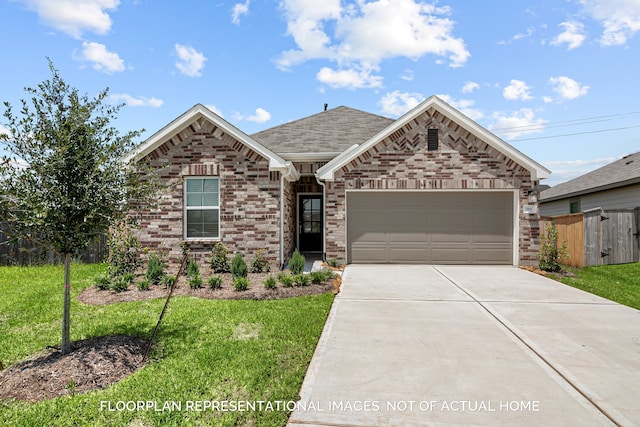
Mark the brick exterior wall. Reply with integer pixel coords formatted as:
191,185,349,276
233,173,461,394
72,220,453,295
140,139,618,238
135,117,282,268
324,107,540,265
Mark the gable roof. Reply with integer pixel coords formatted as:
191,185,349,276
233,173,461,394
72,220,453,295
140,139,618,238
540,151,640,202
126,104,298,180
251,106,394,158
316,95,551,181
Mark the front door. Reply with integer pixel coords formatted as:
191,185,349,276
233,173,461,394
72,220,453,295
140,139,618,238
299,194,323,253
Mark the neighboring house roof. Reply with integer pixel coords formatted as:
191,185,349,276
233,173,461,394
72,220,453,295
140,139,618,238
317,95,551,181
251,106,394,158
126,104,299,180
540,151,640,203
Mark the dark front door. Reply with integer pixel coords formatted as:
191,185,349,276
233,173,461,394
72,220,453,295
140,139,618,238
299,194,323,253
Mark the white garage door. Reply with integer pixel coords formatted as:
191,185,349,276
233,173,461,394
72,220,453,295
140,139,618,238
347,191,514,264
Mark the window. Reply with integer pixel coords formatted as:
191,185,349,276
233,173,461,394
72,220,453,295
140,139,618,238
427,128,438,151
569,200,580,214
185,178,219,239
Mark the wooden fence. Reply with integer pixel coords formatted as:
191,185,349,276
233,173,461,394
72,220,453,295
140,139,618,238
0,222,108,266
541,207,640,267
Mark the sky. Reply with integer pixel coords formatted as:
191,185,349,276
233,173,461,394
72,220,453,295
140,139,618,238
1,0,639,186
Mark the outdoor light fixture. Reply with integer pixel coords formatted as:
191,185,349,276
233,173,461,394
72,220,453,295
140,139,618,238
527,189,539,204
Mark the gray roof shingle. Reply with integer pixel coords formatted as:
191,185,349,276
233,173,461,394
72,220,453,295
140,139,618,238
251,106,394,154
540,151,640,202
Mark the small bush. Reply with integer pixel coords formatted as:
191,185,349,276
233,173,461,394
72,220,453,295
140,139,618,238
145,251,165,285
160,275,176,289
231,253,248,278
310,270,333,284
233,276,250,291
95,275,111,291
107,220,142,278
186,257,200,278
538,224,568,272
111,277,130,293
188,274,203,289
327,258,339,268
250,249,271,273
263,275,277,289
210,242,230,273
208,276,223,290
122,272,135,284
278,272,294,287
293,274,310,287
288,250,306,275
137,279,150,291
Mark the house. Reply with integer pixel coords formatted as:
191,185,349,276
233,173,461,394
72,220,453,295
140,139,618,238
540,151,640,216
127,96,550,267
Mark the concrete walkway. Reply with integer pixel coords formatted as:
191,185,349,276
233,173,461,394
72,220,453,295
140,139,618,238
288,265,640,427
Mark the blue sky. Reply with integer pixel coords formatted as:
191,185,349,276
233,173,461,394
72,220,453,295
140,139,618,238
1,0,639,186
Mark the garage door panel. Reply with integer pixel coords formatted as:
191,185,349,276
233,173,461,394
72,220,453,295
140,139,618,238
347,192,514,264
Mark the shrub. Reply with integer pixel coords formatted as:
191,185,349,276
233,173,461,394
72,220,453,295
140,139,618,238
160,275,176,289
186,257,200,278
233,276,250,291
210,242,231,273
208,275,223,290
327,258,339,268
538,224,568,272
277,272,294,287
111,277,130,293
137,279,150,291
121,272,135,284
145,251,165,285
250,249,271,273
288,250,306,275
293,274,310,287
95,275,111,291
231,253,248,278
263,275,277,289
310,270,333,284
107,221,142,278
188,274,203,289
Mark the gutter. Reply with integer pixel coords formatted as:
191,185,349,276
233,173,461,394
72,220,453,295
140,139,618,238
540,177,640,203
279,162,299,269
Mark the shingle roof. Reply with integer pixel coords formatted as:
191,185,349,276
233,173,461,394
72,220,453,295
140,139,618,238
251,106,394,154
540,151,640,202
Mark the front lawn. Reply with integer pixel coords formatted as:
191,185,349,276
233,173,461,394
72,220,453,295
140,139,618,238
554,262,640,310
0,263,334,426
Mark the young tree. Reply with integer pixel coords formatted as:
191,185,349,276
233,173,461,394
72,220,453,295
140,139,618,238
0,60,156,354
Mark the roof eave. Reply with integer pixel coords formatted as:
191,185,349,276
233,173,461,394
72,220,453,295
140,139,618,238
540,177,640,203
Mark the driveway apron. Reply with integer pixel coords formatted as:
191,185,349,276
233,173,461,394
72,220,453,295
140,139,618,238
287,265,640,427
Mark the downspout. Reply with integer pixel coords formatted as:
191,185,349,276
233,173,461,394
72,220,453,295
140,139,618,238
315,173,327,261
279,163,297,270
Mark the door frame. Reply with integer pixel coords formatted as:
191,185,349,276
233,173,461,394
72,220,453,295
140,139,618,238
297,192,324,253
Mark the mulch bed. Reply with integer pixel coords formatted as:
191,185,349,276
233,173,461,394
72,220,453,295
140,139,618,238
0,272,339,403
0,335,148,402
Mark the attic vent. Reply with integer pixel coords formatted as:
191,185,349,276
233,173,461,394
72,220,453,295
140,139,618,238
427,128,438,151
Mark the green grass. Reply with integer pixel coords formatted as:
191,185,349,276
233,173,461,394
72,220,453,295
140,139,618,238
0,263,334,426
553,262,640,310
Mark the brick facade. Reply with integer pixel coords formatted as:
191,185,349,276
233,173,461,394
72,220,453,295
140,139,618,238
136,117,282,268
323,107,540,265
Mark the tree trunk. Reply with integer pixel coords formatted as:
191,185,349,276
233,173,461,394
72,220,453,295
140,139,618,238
61,253,72,355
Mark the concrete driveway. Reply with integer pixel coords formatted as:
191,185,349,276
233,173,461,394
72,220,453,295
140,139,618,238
288,265,640,427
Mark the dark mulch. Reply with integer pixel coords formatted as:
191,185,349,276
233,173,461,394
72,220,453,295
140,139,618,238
78,273,336,305
0,335,148,402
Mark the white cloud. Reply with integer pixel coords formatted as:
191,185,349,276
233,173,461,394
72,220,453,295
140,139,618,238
205,104,224,117
400,69,414,81
498,26,535,45
543,157,618,168
19,0,119,38
277,0,469,85
0,124,10,137
503,80,533,101
461,81,479,93
378,91,424,116
232,0,250,25
76,41,124,73
580,0,640,46
237,108,271,123
551,21,587,50
110,94,163,108
174,44,207,77
489,108,547,140
548,76,590,100
317,66,383,89
435,95,484,121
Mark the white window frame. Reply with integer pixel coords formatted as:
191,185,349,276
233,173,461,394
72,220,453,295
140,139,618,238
184,177,220,240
